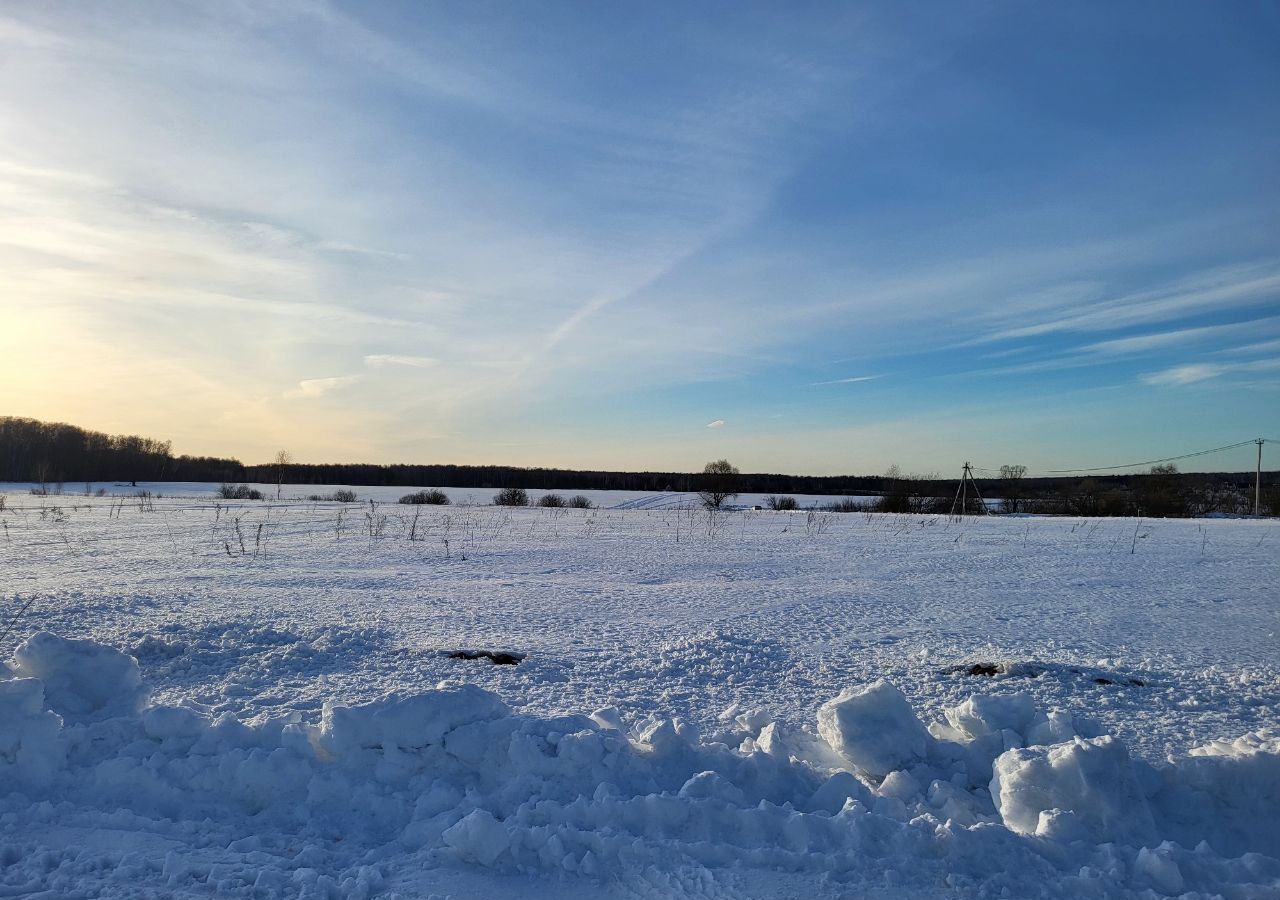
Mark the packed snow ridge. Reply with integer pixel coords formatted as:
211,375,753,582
2,632,1277,898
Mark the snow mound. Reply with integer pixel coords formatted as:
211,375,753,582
9,631,147,719
4,633,1279,897
0,677,64,784
991,735,1157,844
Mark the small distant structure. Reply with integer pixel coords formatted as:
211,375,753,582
950,462,990,517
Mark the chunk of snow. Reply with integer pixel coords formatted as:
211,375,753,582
817,680,932,779
11,631,147,718
318,684,510,758
442,810,510,867
0,677,64,783
1134,844,1184,895
991,736,1156,845
944,692,1038,741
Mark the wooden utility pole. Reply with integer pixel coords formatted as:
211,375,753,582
1257,438,1265,517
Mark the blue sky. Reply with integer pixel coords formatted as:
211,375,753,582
1,1,1277,474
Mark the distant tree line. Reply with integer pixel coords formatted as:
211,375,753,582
1,416,1273,515
0,416,242,485
846,464,1278,517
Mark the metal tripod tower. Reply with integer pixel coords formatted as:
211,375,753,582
950,462,990,517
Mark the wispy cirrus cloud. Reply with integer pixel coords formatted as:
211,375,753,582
1080,318,1279,356
1142,364,1226,386
705,419,726,429
1143,357,1280,386
1217,338,1280,357
287,375,362,398
809,375,882,386
364,354,437,369
983,264,1280,343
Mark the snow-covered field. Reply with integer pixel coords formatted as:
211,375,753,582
1,485,1277,898
3,480,887,511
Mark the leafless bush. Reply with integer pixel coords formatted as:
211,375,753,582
40,505,68,524
493,487,529,507
806,509,836,535
309,489,358,502
218,483,264,500
567,495,594,509
365,509,388,538
401,488,450,505
537,493,566,508
765,495,799,511
824,497,868,513
703,507,730,538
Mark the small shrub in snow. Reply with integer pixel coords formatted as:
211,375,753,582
217,483,263,501
825,497,866,513
567,495,593,509
765,495,798,511
308,489,358,502
537,493,566,508
493,487,528,507
400,489,450,506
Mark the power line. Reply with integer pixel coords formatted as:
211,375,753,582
1045,439,1263,474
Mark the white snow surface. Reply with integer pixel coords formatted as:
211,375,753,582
0,485,1277,898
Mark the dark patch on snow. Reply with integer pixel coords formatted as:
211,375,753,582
947,661,1146,687
447,649,525,665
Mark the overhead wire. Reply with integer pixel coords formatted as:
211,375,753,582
962,439,1268,479
1044,439,1265,474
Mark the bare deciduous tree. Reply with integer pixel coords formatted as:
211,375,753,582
999,464,1028,513
698,459,740,509
273,449,292,500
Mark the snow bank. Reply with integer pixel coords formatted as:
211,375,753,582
2,634,1278,897
10,631,147,719
1149,730,1280,857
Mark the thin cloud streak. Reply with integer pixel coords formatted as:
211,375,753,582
364,354,438,369
1142,357,1280,387
983,265,1280,343
809,375,882,386
286,375,363,398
